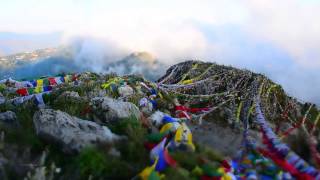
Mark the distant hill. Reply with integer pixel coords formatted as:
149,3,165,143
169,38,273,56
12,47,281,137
0,47,166,81
0,32,62,56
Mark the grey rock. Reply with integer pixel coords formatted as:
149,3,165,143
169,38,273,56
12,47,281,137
118,84,134,97
188,120,261,157
90,97,140,123
0,111,17,123
57,91,81,101
0,93,5,104
33,109,122,153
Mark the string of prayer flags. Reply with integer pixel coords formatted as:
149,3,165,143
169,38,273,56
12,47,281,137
16,86,53,96
175,105,210,113
11,92,49,107
254,99,320,178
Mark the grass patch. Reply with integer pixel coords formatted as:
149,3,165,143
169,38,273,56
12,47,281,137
0,105,44,151
109,116,150,173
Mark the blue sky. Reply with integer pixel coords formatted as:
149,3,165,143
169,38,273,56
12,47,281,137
0,0,319,104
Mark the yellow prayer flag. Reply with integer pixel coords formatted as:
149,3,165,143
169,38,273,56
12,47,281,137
139,157,158,180
174,126,183,143
182,79,193,85
34,86,43,93
37,79,43,87
160,123,173,133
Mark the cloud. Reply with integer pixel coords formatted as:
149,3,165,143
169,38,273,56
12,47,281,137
0,0,320,104
243,0,320,67
69,37,127,73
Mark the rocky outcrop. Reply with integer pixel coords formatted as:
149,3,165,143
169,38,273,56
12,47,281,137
158,60,302,122
33,109,122,153
90,97,140,123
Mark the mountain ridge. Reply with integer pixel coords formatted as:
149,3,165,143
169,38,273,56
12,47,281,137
0,56,319,179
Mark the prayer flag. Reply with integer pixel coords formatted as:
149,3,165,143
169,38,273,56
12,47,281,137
43,86,53,92
37,79,43,87
43,78,50,86
48,77,57,85
27,88,34,95
34,86,43,93
16,88,28,96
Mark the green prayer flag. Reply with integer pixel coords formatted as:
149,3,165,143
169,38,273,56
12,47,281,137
27,88,34,95
43,78,50,86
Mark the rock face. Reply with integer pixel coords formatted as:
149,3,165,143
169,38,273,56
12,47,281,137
33,109,122,153
0,111,17,124
90,97,140,123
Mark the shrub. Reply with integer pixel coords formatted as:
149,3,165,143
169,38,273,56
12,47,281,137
76,148,107,178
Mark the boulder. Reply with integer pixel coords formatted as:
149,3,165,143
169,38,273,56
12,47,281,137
90,97,140,123
118,84,134,97
0,111,17,124
33,109,122,153
57,91,81,101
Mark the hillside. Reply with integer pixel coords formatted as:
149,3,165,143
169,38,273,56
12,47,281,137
0,47,61,69
0,48,166,81
0,60,319,179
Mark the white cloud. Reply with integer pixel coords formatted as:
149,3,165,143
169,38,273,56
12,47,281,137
1,0,320,104
243,0,320,67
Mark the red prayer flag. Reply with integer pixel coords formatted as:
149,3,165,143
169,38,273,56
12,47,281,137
221,160,231,172
175,105,210,113
164,149,177,167
48,77,57,85
16,88,28,96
